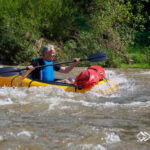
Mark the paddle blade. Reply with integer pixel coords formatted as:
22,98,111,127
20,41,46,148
0,67,20,76
0,67,27,75
87,52,107,62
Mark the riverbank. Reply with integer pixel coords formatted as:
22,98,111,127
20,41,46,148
1,63,150,69
121,63,150,69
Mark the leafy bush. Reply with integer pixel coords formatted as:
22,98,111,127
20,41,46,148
0,0,150,67
132,29,150,47
88,0,147,65
0,0,76,64
62,32,107,66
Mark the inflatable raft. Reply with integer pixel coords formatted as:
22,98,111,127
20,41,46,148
0,67,118,94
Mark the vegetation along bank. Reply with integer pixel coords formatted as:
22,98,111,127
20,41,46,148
0,0,150,68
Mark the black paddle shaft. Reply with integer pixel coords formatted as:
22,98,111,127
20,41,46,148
35,52,107,68
0,52,106,74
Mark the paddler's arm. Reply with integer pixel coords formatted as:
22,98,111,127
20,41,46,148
58,58,80,73
21,65,35,79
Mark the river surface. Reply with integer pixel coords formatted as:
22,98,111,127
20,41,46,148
0,67,150,150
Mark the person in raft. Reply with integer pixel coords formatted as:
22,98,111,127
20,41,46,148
25,44,80,83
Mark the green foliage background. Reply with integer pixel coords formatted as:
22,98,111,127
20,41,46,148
0,0,150,68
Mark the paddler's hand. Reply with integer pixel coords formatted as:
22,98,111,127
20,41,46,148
27,65,35,71
59,58,80,73
22,65,35,79
73,58,80,65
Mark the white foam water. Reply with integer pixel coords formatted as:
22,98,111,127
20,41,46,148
0,97,13,105
67,143,106,150
17,130,32,137
140,71,150,75
0,69,146,110
105,132,120,144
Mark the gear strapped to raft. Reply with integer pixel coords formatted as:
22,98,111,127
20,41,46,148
74,65,106,89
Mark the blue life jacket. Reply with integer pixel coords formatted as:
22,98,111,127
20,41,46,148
39,60,54,81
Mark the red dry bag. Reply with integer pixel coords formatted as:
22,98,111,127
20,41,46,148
74,65,106,89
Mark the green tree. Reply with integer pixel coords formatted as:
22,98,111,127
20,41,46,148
88,0,147,65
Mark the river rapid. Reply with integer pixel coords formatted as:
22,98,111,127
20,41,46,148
0,67,150,150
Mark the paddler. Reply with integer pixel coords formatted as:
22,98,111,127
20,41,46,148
23,44,80,83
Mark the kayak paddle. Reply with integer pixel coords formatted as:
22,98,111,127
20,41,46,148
0,52,107,74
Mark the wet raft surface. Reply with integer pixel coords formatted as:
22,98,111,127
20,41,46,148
0,68,150,150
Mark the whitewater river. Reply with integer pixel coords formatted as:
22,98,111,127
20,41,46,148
0,67,150,150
